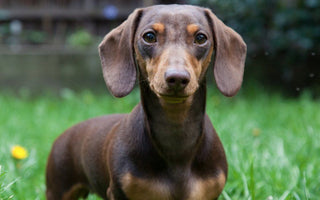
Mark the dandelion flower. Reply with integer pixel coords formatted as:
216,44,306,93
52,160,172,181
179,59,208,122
252,128,261,137
11,145,28,160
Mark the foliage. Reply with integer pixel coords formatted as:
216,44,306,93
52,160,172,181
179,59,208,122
0,23,47,45
0,165,14,199
188,0,320,95
0,88,319,199
0,23,10,44
189,0,320,54
22,30,47,44
66,29,95,48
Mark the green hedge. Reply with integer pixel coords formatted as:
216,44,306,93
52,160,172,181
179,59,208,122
189,0,320,96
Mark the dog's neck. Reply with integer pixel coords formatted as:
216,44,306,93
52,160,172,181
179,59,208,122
140,79,206,166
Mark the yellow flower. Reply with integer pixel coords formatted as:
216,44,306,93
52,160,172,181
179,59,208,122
11,145,28,160
252,128,261,137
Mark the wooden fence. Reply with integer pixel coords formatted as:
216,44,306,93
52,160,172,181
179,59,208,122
0,0,157,47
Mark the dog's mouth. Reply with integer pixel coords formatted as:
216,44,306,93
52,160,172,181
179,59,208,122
159,95,189,104
150,83,195,104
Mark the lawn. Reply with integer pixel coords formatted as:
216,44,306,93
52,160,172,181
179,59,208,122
0,86,319,200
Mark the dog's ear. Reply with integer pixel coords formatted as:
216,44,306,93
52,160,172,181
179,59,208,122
205,9,247,97
99,9,143,97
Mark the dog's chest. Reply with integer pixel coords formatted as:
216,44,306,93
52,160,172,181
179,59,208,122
120,170,225,200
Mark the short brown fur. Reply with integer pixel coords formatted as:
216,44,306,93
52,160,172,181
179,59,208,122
186,24,199,36
187,172,226,200
121,173,172,200
152,23,165,34
46,4,246,200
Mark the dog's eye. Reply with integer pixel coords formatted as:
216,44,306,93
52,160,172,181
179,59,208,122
143,32,157,43
194,33,207,45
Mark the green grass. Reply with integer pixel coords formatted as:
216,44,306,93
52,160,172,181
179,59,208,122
0,87,319,200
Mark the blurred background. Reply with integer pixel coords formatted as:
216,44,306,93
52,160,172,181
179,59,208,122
0,0,319,97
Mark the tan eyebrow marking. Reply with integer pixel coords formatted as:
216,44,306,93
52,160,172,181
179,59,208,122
187,24,199,35
152,23,165,34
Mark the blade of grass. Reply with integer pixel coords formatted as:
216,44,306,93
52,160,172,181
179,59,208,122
303,171,310,200
249,158,255,200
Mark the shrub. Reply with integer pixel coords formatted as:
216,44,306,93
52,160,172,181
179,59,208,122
67,29,94,48
189,0,320,96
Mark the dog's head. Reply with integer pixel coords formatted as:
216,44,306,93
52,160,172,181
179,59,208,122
99,5,246,102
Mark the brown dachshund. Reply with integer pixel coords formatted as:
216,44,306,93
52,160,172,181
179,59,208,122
46,4,246,200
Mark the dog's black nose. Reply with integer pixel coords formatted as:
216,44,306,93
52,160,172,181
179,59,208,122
165,68,190,90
